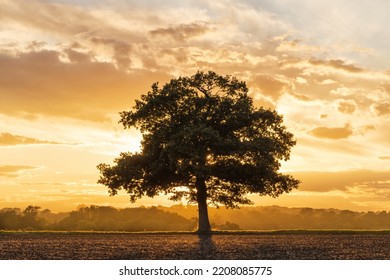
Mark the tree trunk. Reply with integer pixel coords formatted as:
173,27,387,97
195,177,211,233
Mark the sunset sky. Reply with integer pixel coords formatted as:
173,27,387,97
1,0,389,212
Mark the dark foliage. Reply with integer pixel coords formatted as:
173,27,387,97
97,71,299,232
0,206,46,230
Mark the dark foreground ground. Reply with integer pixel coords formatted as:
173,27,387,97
1,231,390,260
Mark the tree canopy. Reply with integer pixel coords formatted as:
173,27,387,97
97,71,299,233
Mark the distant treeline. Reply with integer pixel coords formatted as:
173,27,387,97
0,205,194,231
163,205,390,230
1,205,390,231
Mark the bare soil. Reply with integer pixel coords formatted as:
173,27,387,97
1,231,389,260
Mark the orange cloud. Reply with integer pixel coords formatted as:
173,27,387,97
0,49,171,121
248,74,288,100
276,40,324,53
309,124,353,139
291,170,390,192
0,165,37,177
0,132,60,146
309,59,364,73
88,37,132,69
150,22,211,42
337,100,356,114
372,102,390,116
379,156,390,161
0,0,99,37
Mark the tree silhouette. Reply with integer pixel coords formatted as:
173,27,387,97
97,71,299,233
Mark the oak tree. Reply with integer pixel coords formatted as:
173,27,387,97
97,71,299,233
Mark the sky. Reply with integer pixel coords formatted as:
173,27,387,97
0,0,389,212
